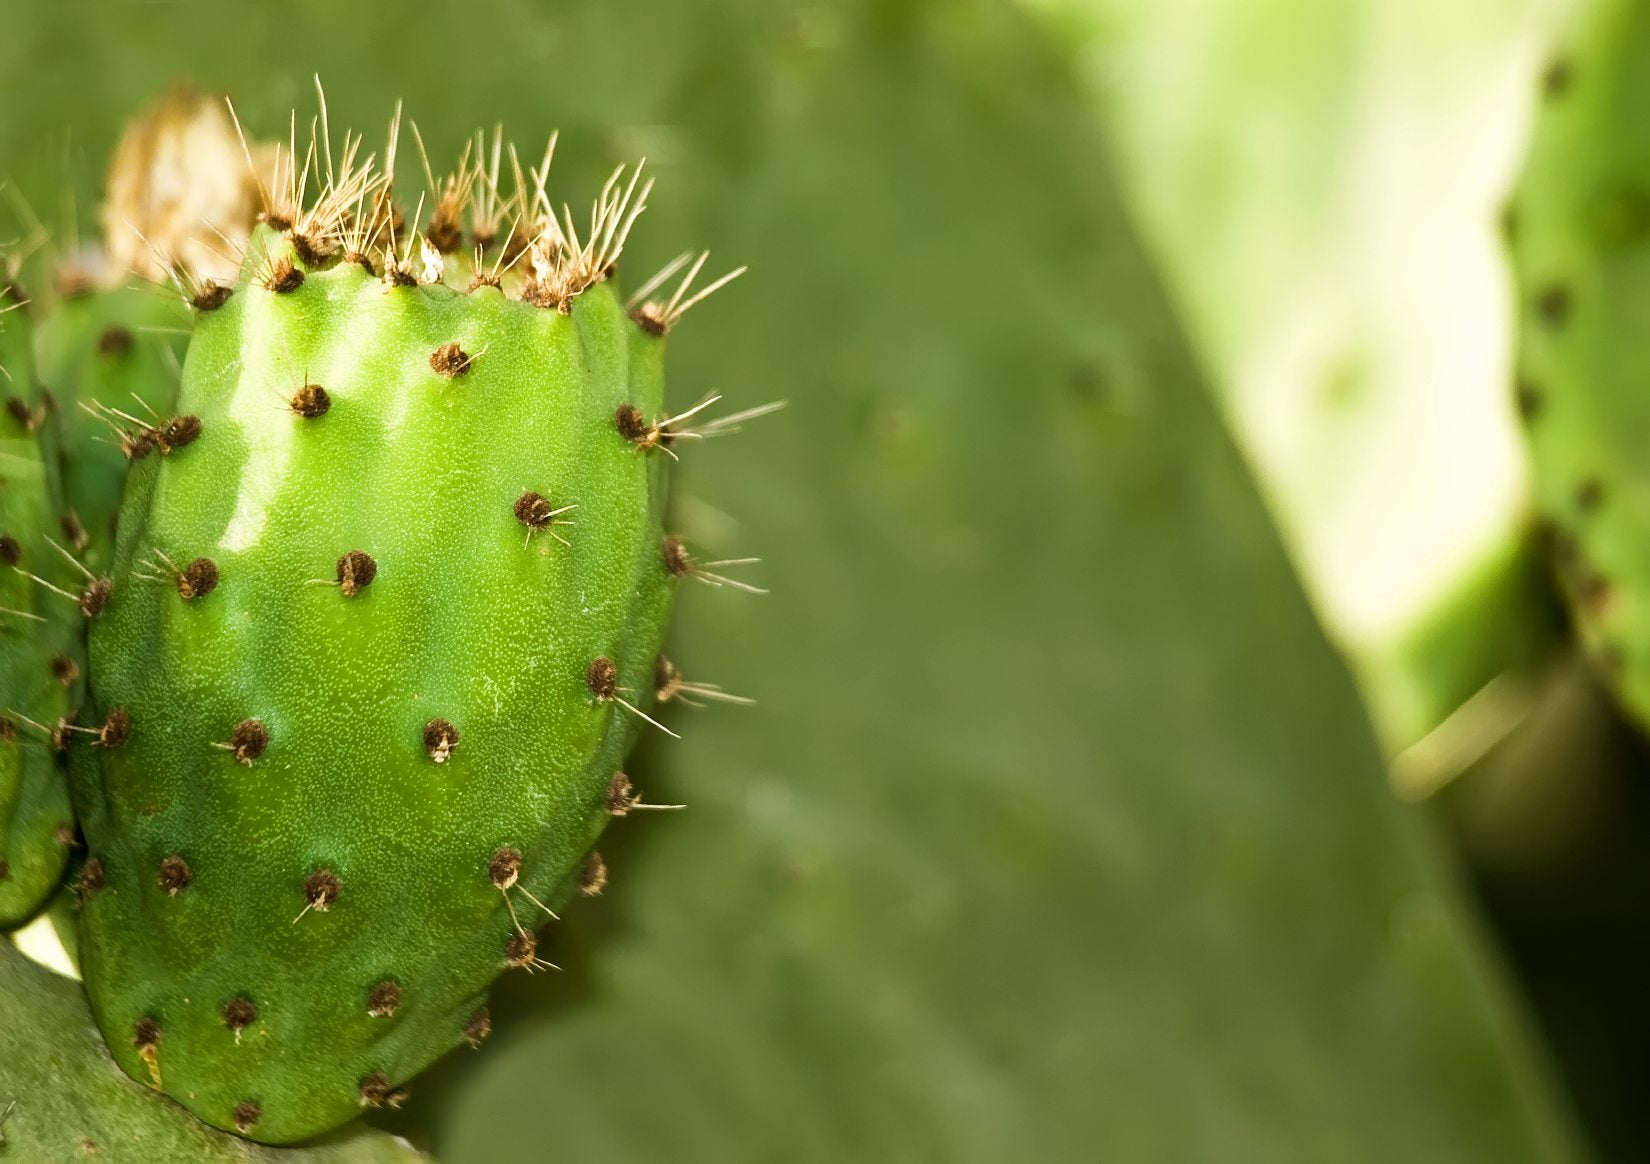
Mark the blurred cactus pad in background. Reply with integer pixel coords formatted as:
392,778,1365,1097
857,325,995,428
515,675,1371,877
6,0,1650,1160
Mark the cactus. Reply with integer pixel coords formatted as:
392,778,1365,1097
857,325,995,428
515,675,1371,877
1,274,78,929
1512,0,1650,731
69,106,744,1144
0,938,425,1161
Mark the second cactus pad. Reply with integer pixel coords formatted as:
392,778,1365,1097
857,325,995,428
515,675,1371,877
73,119,717,1142
1514,0,1650,725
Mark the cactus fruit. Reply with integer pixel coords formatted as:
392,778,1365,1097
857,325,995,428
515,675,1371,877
1512,0,1650,729
1,272,79,929
71,104,751,1143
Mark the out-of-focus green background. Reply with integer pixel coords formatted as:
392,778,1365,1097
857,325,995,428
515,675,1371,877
8,0,1650,1159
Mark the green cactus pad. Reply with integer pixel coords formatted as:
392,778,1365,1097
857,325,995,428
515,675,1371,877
36,283,190,576
74,167,700,1139
1,289,78,930
0,938,425,1162
1512,0,1650,730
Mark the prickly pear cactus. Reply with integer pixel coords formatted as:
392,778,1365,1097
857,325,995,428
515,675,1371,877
0,938,425,1161
1512,0,1650,730
1,280,78,929
72,111,741,1143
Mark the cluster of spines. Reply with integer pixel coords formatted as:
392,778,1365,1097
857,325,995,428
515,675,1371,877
207,82,747,333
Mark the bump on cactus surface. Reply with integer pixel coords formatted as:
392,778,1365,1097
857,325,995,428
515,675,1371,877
69,92,760,1143
1512,0,1650,732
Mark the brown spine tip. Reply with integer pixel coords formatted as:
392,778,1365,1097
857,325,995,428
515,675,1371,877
229,718,269,765
423,718,459,762
264,257,305,294
463,1006,492,1048
0,717,13,745
50,654,80,687
0,533,19,566
158,855,192,895
192,282,232,311
79,857,105,896
231,1101,262,1133
98,324,135,356
102,707,131,748
290,383,331,418
489,847,522,890
579,851,607,897
367,979,401,1018
80,578,111,618
4,396,31,428
60,509,89,552
290,231,339,268
336,550,377,597
662,535,690,578
514,491,554,529
427,219,463,254
133,1017,162,1052
55,823,76,848
358,1072,392,1108
222,996,256,1033
614,404,648,442
586,656,618,701
631,303,668,336
160,415,201,453
179,557,219,599
504,930,537,968
606,772,639,816
304,869,341,911
429,342,472,377
653,655,679,700
125,430,156,460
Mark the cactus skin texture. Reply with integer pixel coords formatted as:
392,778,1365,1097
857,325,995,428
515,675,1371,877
0,938,425,1161
36,286,190,576
1512,0,1650,729
1,287,78,929
75,197,687,1141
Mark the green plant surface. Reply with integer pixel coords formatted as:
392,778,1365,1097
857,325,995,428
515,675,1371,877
1026,0,1576,756
74,224,678,1142
36,284,190,576
0,1,1587,1160
0,938,425,1162
1512,0,1650,734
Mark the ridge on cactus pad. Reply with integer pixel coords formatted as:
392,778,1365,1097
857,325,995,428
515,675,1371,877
72,100,755,1143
